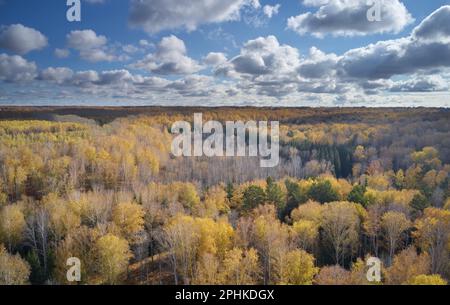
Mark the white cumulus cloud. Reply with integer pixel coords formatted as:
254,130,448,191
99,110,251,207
288,0,413,37
0,24,48,54
263,4,281,18
0,53,37,82
66,30,125,63
128,0,247,34
131,35,203,75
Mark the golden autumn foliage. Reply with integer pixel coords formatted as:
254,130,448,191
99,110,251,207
444,198,450,210
315,265,350,285
219,248,260,285
381,211,411,262
321,202,361,265
406,274,447,285
43,193,82,240
112,201,145,242
413,208,450,274
95,234,132,284
0,245,31,285
54,226,100,284
279,249,318,285
202,185,230,217
385,247,431,285
161,214,235,284
0,108,448,285
172,182,201,213
193,253,221,285
290,200,323,224
292,220,319,251
0,204,26,250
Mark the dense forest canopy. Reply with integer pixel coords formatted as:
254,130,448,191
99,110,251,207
0,107,449,285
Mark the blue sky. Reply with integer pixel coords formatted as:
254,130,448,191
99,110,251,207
0,0,449,106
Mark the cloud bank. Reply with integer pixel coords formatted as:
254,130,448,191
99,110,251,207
288,0,413,37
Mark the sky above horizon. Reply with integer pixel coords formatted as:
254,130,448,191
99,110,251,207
0,0,449,107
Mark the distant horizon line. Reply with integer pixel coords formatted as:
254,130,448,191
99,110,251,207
0,105,449,109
